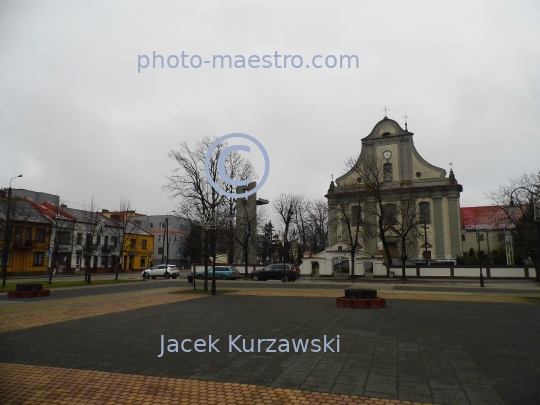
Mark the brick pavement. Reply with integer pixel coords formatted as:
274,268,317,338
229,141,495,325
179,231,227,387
1,284,538,404
0,362,428,405
0,286,531,334
0,287,204,333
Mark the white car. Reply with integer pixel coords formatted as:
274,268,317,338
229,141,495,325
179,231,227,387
141,264,179,280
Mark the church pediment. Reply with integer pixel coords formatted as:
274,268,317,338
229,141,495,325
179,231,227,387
362,117,407,141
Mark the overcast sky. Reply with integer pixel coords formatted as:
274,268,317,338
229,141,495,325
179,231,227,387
1,0,539,217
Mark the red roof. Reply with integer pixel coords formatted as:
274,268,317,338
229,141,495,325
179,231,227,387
460,206,512,230
27,200,77,221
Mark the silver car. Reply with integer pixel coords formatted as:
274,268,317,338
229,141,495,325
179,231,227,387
141,264,179,280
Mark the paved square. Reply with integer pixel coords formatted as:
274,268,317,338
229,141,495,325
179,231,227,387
1,288,539,405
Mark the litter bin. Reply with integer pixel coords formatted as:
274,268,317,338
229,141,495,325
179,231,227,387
187,275,194,283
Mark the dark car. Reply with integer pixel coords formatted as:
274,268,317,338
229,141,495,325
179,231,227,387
250,263,300,282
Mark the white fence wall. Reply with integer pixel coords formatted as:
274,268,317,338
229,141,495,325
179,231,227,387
385,266,534,279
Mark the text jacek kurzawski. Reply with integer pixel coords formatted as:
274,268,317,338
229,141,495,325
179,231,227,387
158,335,340,357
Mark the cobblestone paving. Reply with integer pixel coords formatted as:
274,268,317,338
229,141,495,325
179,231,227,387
0,362,429,405
229,288,527,304
0,286,529,334
0,287,203,333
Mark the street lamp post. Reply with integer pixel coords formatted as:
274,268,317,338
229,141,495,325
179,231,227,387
508,187,540,282
211,209,217,295
461,217,484,287
1,174,23,287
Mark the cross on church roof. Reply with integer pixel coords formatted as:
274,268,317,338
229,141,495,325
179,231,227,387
382,106,389,117
404,114,408,130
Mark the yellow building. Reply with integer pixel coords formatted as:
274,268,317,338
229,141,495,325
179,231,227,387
122,221,154,270
0,198,52,274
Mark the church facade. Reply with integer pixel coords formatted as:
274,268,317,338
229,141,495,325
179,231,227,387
326,116,463,262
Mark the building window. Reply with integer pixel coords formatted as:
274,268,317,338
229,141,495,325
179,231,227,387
158,247,164,255
77,233,82,245
96,235,101,246
150,223,153,229
419,202,431,224
142,239,147,249
25,228,33,241
111,236,117,247
33,252,44,266
101,256,108,267
159,223,165,229
130,238,136,248
57,231,71,245
382,204,398,225
158,235,163,242
351,205,362,225
35,228,46,242
140,257,146,268
462,234,465,242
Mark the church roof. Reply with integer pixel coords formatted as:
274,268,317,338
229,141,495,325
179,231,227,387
460,206,513,230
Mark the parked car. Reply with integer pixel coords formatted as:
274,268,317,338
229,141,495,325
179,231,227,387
194,266,242,280
249,263,300,282
142,264,179,280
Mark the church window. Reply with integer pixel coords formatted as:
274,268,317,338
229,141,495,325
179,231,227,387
383,162,393,182
382,204,398,225
419,202,431,224
351,206,362,225
415,171,422,178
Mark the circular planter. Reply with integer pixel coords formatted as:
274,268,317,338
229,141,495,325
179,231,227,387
336,297,345,307
368,298,383,308
34,289,51,297
342,298,354,308
22,290,36,298
7,290,23,298
353,299,369,309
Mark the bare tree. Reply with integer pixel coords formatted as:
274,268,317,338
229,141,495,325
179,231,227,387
328,194,373,277
78,199,102,284
486,170,540,277
39,201,76,285
164,136,254,291
343,153,396,264
108,198,135,280
292,195,311,263
383,191,426,279
273,193,301,263
308,198,328,254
